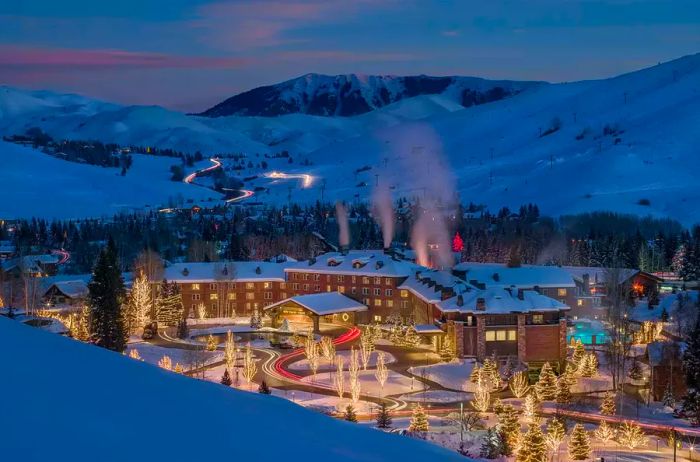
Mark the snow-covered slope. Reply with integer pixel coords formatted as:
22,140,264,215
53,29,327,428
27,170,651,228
1,316,462,462
0,141,219,218
198,73,542,117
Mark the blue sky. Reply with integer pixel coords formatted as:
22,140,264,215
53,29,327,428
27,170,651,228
1,0,698,111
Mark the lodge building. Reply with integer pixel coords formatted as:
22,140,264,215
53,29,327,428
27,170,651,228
161,250,570,365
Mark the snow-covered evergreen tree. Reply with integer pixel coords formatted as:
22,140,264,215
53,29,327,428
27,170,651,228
568,424,591,460
535,362,557,401
376,402,392,429
517,423,547,462
600,391,616,415
480,427,503,459
88,238,127,352
409,404,429,433
155,279,183,326
344,404,357,423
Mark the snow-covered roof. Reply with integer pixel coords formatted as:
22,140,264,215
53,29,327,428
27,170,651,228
560,266,640,285
2,254,60,274
264,292,368,315
163,261,298,283
287,250,421,278
453,262,576,289
44,279,89,299
399,269,568,314
646,341,683,367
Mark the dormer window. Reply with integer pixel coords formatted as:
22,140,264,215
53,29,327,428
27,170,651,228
182,267,189,277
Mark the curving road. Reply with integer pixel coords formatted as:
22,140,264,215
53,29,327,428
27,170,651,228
183,157,255,204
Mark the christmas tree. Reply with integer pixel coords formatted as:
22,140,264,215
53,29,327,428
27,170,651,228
376,402,392,429
205,334,218,351
409,404,430,433
594,420,616,444
88,238,127,352
524,392,541,422
580,353,598,377
517,423,547,462
618,421,646,449
452,232,464,253
571,340,586,369
497,404,520,454
600,391,616,415
482,355,501,390
480,427,503,459
662,383,675,408
250,308,262,329
258,380,271,394
628,358,643,381
220,369,232,386
535,362,557,401
556,377,571,405
343,404,358,423
545,418,566,452
568,424,591,460
176,317,189,339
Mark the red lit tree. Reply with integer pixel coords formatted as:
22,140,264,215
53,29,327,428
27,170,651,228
453,232,464,253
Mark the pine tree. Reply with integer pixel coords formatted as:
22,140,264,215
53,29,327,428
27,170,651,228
376,402,392,429
517,423,547,462
684,316,700,390
88,238,127,352
536,362,557,401
618,421,646,449
205,334,218,351
409,404,429,433
344,404,358,423
628,358,643,381
594,420,616,444
545,418,566,453
600,391,616,415
176,317,189,339
568,424,591,460
258,380,271,394
481,427,503,459
220,369,232,386
580,353,599,377
662,383,675,408
497,404,520,453
572,341,586,369
524,392,541,422
482,355,501,390
556,376,571,405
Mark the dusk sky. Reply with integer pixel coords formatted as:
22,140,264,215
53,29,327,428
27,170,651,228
1,0,698,111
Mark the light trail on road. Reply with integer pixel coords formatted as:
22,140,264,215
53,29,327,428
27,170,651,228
222,188,254,203
183,158,222,184
263,171,314,188
51,249,70,265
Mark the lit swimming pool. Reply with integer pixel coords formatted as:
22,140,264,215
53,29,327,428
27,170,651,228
567,319,608,345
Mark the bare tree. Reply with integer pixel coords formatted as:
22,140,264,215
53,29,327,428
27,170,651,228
213,261,236,318
134,249,164,282
604,266,633,406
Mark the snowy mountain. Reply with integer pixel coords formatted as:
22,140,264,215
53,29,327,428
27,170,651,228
1,53,699,223
197,73,543,117
1,317,462,461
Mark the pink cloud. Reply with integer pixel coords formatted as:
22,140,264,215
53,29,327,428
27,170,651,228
0,45,252,70
192,0,398,50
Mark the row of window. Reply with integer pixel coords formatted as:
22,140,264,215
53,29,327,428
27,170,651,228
191,301,273,312
190,282,276,291
485,329,517,342
192,292,278,301
290,273,394,286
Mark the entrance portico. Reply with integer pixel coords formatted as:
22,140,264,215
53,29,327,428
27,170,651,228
264,292,368,333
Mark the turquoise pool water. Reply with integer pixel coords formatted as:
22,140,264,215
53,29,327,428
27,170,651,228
567,320,608,345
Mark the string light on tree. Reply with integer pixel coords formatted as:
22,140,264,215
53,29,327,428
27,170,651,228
510,371,530,398
568,424,591,460
334,355,345,400
374,351,389,396
618,421,647,449
409,404,430,433
158,355,172,370
242,342,257,390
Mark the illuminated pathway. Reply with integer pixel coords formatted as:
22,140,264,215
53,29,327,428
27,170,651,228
182,157,254,204
263,171,314,188
51,248,70,265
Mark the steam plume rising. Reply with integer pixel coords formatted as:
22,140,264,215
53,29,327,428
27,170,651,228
385,123,457,268
371,183,395,249
335,201,350,248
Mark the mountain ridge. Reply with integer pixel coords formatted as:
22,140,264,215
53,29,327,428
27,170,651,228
196,73,545,117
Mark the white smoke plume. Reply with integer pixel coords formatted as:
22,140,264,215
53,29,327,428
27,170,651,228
385,123,457,268
371,182,395,249
335,201,350,248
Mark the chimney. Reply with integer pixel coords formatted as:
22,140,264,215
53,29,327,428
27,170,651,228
340,245,349,256
181,267,189,277
375,261,384,270
222,264,228,276
492,272,500,282
517,288,525,300
476,297,486,311
255,266,262,275
456,294,464,307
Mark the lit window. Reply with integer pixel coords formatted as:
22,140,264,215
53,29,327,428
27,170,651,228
326,285,332,292
557,288,567,297
210,293,218,300
280,282,286,289
352,276,356,283
338,286,345,293
374,299,382,307
496,330,506,341
401,290,408,298
374,277,381,285
374,315,382,322
508,330,517,341
577,299,584,306
191,284,200,290
385,278,391,285
386,300,393,308
485,331,496,342
246,282,255,289
532,314,544,324
246,293,254,300
227,293,236,301
263,282,271,289
280,292,287,299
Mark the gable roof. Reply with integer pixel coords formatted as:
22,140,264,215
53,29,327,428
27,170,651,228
287,250,420,278
163,261,298,283
264,292,367,316
454,262,576,289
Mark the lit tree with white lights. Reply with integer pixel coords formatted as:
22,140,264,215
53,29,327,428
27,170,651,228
129,270,151,332
334,355,345,400
510,371,530,398
224,330,236,373
568,424,591,460
375,351,389,396
158,355,172,370
349,347,361,403
360,328,374,370
535,362,557,401
409,404,429,434
242,342,257,390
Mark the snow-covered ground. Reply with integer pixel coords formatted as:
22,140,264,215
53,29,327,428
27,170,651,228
302,369,418,397
0,140,218,219
1,53,699,222
2,316,464,461
408,359,475,391
125,342,223,370
399,390,471,404
288,349,397,371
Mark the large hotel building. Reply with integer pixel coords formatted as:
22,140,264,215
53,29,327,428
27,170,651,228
162,250,569,365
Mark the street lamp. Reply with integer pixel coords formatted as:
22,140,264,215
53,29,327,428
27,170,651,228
690,445,694,462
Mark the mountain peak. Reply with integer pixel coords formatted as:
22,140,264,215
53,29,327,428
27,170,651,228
197,73,544,118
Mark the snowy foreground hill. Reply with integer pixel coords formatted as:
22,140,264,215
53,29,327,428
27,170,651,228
1,317,462,462
0,53,698,223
